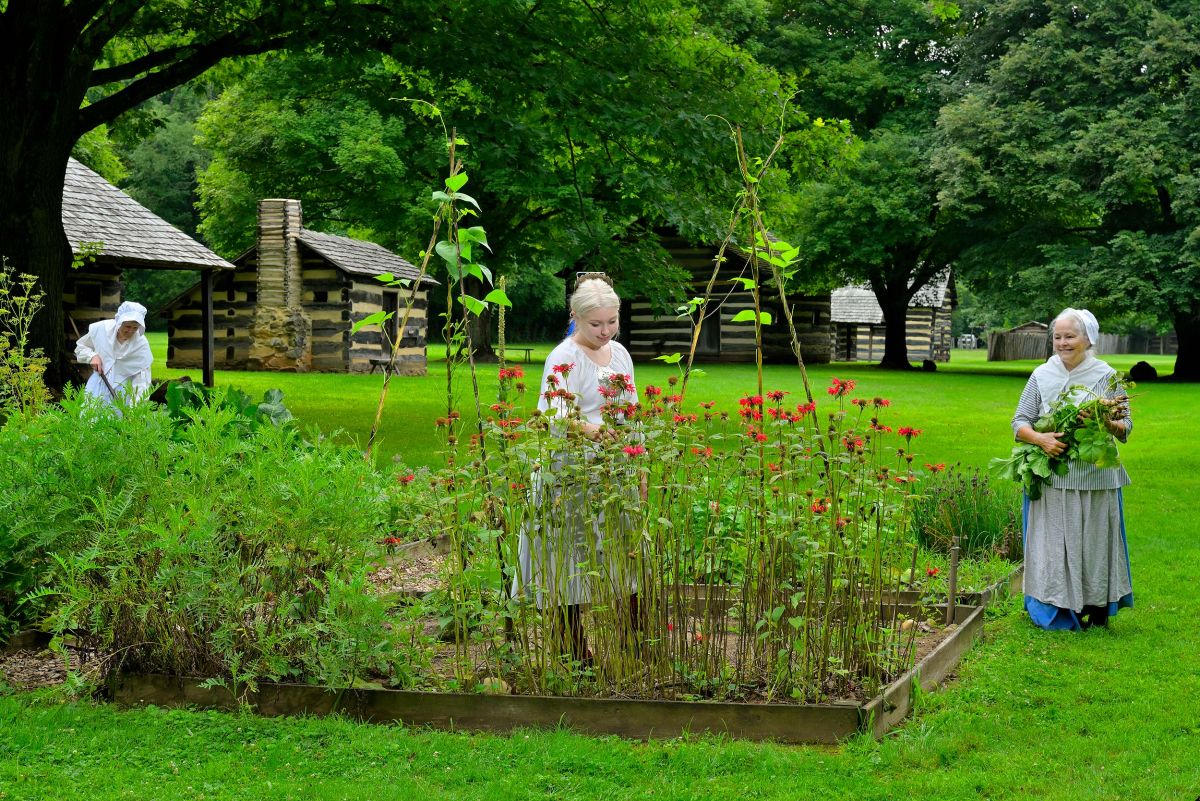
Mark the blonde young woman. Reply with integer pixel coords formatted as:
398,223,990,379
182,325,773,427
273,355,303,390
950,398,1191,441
515,273,645,664
1012,308,1133,630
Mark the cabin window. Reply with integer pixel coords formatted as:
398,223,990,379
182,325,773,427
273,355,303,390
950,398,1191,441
74,281,102,310
313,290,328,303
226,346,235,361
226,288,236,302
247,290,257,303
226,327,235,338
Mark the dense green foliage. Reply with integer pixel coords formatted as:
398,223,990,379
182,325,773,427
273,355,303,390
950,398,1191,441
937,0,1200,377
0,389,420,689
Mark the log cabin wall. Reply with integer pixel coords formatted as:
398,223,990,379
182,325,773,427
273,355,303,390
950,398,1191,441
166,264,257,369
346,279,428,375
627,237,830,364
63,264,122,337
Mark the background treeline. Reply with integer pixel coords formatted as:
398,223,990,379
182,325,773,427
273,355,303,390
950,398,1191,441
73,0,1199,376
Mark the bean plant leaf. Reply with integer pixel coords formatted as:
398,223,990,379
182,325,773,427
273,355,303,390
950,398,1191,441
483,289,511,307
730,309,773,325
459,294,486,316
352,310,392,335
445,172,468,192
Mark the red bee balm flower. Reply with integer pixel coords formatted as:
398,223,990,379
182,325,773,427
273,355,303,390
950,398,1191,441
766,390,788,402
622,445,646,457
552,362,575,374
927,567,940,577
898,427,923,438
398,473,416,484
827,377,857,397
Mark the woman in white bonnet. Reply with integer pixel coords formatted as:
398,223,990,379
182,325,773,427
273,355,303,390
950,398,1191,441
1011,308,1133,630
74,301,154,402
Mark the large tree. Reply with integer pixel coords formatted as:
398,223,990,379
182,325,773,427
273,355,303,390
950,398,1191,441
936,0,1200,379
192,8,799,346
743,0,969,368
0,1,414,385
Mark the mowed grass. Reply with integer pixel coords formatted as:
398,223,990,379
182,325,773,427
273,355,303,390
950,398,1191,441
1,343,1195,799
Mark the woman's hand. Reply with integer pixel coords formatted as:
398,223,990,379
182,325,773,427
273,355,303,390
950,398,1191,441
581,422,619,442
90,355,104,375
1037,431,1066,457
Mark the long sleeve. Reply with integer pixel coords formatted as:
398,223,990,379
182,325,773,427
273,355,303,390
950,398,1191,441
75,329,98,363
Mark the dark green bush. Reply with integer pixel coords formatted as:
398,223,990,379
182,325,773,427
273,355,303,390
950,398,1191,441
0,388,421,691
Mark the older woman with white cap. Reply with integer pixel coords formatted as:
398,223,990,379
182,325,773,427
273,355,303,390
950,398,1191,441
74,301,154,403
1011,308,1133,630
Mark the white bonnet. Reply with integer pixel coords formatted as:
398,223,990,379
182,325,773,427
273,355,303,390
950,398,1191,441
1054,307,1100,347
115,301,148,331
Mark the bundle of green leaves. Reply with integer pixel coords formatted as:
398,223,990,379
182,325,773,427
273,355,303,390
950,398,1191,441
990,382,1127,500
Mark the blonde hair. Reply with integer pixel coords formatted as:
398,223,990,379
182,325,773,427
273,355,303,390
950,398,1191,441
569,275,620,317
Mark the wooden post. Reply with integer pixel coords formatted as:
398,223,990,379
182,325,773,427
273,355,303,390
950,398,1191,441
201,269,215,387
946,536,960,626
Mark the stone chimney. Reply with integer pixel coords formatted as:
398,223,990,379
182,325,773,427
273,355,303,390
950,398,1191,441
248,199,311,371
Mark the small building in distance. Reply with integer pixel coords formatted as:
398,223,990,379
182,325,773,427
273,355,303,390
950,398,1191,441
165,199,434,374
987,320,1051,361
830,271,956,363
623,233,832,364
61,157,234,383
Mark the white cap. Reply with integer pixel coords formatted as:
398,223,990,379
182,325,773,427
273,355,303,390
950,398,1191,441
115,301,148,331
1056,307,1100,347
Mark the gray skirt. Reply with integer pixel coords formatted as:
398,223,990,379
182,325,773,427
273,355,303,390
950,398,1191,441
1023,487,1133,610
515,472,641,609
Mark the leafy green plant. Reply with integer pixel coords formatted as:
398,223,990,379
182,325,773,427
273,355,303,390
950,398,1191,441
908,465,1022,559
990,377,1129,499
0,262,51,422
3,387,417,691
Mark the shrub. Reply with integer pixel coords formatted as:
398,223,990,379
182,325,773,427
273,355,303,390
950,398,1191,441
1,388,421,692
908,465,1022,560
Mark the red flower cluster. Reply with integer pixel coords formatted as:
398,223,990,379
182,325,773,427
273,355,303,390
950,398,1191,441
673,413,698,424
874,397,891,408
827,377,856,397
927,567,940,577
542,388,576,403
381,536,405,545
738,406,764,421
739,394,764,408
766,389,788,402
597,385,622,399
691,446,714,458
606,372,634,392
498,366,525,381
664,394,683,405
796,401,817,415
811,500,828,514
622,444,647,457
644,385,663,398
397,473,416,485
924,462,946,472
842,436,864,452
551,362,575,375
898,426,923,438
698,401,716,410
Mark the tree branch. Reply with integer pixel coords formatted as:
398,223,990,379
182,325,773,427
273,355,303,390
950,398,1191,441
76,30,290,136
89,44,196,86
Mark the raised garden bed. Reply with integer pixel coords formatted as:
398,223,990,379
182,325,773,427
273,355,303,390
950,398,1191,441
107,603,983,744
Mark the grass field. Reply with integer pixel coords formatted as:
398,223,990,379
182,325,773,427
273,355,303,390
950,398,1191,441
1,344,1195,800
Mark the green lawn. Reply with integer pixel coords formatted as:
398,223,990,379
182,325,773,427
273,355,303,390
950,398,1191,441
1,345,1196,799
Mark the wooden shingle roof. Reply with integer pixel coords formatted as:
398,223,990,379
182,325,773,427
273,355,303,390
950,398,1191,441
62,158,233,271
297,229,431,283
830,270,952,324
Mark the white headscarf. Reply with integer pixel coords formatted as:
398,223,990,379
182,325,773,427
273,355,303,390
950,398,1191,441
1031,308,1111,415
115,301,148,330
1054,307,1100,348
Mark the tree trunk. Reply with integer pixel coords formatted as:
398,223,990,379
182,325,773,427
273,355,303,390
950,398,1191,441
874,288,915,370
0,8,93,389
0,143,77,390
1170,305,1200,381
